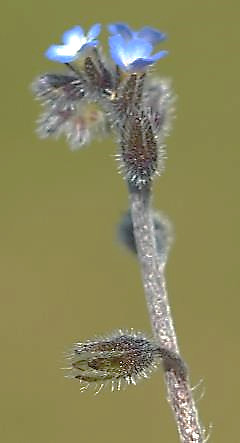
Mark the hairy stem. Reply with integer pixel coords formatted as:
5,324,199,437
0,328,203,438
129,184,204,443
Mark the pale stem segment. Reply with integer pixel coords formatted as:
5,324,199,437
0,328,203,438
129,185,204,443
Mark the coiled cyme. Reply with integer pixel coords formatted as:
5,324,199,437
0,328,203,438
66,329,186,393
32,22,174,189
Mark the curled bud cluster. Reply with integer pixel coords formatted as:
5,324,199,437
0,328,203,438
66,329,186,393
32,22,174,188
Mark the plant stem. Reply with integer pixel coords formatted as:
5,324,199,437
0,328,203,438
129,184,204,443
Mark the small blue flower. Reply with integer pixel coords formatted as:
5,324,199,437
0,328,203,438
108,23,166,46
109,33,168,72
45,24,101,63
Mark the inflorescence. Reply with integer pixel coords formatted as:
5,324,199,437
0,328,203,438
32,22,174,189
32,24,183,394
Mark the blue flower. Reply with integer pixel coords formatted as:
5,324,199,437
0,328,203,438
108,23,166,46
109,33,168,72
45,24,101,63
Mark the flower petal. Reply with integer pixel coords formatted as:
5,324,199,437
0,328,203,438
150,50,168,61
128,58,156,71
123,38,153,61
45,45,78,63
108,22,133,39
87,23,101,40
62,26,84,46
109,35,127,69
138,27,166,45
128,51,168,72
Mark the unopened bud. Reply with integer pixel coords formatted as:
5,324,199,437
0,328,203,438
66,329,186,393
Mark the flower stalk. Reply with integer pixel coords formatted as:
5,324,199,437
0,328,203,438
129,184,204,442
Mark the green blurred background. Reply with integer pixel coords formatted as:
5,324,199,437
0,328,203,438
1,0,239,441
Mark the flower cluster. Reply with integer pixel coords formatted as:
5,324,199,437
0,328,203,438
32,22,174,188
44,23,167,70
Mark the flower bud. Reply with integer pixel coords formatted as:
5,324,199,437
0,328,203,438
66,329,186,393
